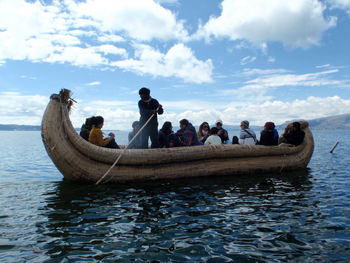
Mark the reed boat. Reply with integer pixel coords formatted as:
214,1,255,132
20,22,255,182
41,90,314,184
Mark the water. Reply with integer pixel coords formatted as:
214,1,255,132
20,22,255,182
0,130,349,262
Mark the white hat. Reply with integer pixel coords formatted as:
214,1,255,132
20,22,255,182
216,119,223,125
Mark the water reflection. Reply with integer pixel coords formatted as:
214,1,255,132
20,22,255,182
37,171,348,262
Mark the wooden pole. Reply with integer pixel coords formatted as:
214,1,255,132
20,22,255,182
95,108,159,185
329,141,339,153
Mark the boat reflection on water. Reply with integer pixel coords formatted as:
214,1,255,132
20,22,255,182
38,170,321,262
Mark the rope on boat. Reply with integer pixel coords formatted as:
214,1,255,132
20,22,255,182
95,107,160,185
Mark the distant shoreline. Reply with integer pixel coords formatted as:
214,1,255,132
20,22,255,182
1,113,349,131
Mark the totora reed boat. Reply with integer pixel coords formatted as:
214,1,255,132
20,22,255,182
41,90,314,184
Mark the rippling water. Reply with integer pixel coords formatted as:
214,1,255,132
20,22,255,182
0,130,349,262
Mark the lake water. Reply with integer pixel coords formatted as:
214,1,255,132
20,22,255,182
0,130,349,262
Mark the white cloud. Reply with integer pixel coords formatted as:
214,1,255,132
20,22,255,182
222,96,350,126
329,0,350,14
0,0,186,71
2,91,350,131
73,0,188,41
240,56,257,65
316,63,331,68
87,81,101,86
222,69,347,102
44,46,108,66
239,68,290,77
196,0,336,48
0,92,48,125
112,43,213,83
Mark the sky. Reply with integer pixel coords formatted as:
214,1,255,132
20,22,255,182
1,0,350,130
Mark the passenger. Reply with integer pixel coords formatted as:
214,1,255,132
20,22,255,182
158,121,181,148
197,122,210,144
128,121,142,149
215,119,229,144
176,119,199,146
239,120,257,145
259,122,279,146
80,116,94,141
138,87,163,149
279,122,305,146
204,127,222,145
232,136,239,144
88,116,120,149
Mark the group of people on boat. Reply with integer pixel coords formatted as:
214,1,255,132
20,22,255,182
79,88,305,149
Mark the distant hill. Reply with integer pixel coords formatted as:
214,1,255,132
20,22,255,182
0,124,41,131
277,113,350,130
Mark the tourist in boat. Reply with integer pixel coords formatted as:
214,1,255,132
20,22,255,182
80,116,94,141
215,119,229,144
232,136,239,144
259,122,279,146
197,122,210,144
239,120,257,145
158,121,181,148
128,121,142,149
88,116,120,149
176,119,199,146
279,121,305,146
204,127,222,145
138,87,163,148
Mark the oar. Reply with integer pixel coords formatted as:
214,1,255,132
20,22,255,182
95,108,159,185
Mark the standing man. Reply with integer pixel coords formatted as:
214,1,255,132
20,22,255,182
138,87,163,148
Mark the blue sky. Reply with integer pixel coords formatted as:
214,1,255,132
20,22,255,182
1,0,350,130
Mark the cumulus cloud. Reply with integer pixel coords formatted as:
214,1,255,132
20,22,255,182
0,92,48,125
0,0,193,82
2,92,350,131
112,43,213,83
196,0,336,47
71,0,188,41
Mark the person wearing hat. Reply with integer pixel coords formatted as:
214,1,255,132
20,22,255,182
138,87,163,148
259,122,279,146
239,120,257,145
215,119,229,144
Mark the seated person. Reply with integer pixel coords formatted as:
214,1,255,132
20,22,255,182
158,121,181,148
80,116,94,141
204,127,222,145
197,122,210,144
215,119,229,143
128,121,142,149
176,119,199,146
88,116,120,149
279,121,305,146
232,136,239,144
259,122,279,146
239,120,257,145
